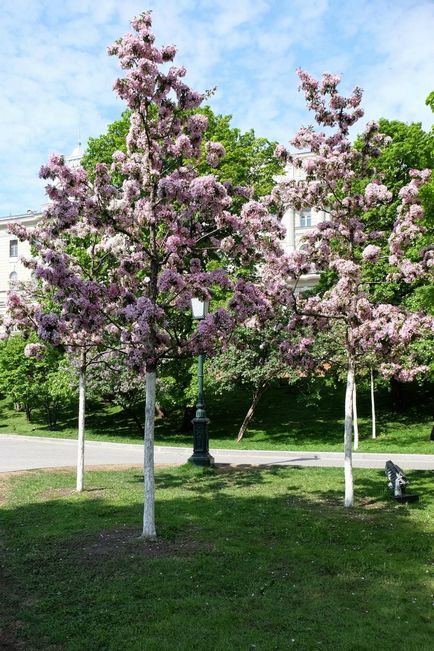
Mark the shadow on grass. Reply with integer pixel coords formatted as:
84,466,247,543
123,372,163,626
1,465,434,650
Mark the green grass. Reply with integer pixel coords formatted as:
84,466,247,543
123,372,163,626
1,380,434,453
1,465,433,650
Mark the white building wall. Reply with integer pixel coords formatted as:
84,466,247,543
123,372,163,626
278,154,326,291
0,212,39,316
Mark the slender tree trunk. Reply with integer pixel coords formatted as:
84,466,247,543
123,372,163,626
25,403,32,422
142,369,157,539
237,383,268,443
344,360,355,507
370,368,376,439
352,379,359,451
76,352,86,493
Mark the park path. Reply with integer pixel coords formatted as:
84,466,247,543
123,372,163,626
1,433,434,473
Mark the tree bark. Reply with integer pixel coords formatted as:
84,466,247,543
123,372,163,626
352,379,359,451
24,403,32,422
76,351,86,492
237,383,268,443
370,368,376,439
142,369,157,539
344,360,355,507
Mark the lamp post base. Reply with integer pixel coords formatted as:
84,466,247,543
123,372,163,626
188,451,215,467
189,415,214,467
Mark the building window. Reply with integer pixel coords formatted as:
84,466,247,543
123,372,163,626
299,209,312,228
9,271,18,285
9,239,18,257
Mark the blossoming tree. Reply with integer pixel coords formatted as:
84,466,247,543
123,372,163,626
9,12,284,537
269,70,434,506
6,239,111,493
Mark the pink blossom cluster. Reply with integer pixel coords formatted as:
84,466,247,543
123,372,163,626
363,183,392,207
388,169,432,282
24,343,46,359
296,68,364,133
379,363,428,382
361,244,382,263
205,141,226,168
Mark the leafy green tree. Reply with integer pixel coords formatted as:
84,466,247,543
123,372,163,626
356,118,434,309
425,90,434,113
81,110,131,185
207,317,302,442
0,335,74,427
82,106,282,199
195,107,283,198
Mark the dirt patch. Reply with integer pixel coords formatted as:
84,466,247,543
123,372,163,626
41,487,78,500
0,620,62,651
0,620,27,651
357,496,390,510
63,527,210,565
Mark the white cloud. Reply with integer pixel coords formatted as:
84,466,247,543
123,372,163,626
0,0,432,215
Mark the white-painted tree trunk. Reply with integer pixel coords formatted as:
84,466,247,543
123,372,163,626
76,354,86,492
142,370,157,539
353,379,359,451
370,368,377,439
344,361,355,507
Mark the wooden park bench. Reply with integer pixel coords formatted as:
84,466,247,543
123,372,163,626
385,460,419,503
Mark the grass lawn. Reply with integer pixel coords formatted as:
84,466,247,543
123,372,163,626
1,465,433,650
1,381,434,454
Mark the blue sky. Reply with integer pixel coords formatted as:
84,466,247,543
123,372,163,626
1,0,433,216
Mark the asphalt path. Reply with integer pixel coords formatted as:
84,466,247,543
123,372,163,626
1,433,434,473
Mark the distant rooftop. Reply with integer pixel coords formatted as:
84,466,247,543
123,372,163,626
0,210,40,221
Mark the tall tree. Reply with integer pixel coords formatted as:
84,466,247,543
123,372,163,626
207,316,301,442
0,334,73,427
6,269,110,491
9,12,283,538
268,70,434,506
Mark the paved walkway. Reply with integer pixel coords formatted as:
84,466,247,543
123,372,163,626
1,433,434,473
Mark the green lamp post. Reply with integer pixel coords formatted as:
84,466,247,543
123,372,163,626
188,297,214,467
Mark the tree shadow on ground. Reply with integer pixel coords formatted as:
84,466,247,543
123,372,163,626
2,466,433,650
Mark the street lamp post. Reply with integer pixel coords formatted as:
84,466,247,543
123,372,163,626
189,297,214,467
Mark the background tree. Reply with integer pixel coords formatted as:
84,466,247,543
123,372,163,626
7,216,116,493
207,318,296,442
0,334,74,427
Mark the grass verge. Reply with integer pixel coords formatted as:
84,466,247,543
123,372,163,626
1,465,433,650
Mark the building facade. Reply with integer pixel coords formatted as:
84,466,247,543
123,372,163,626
279,153,326,291
0,146,83,322
0,211,40,317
